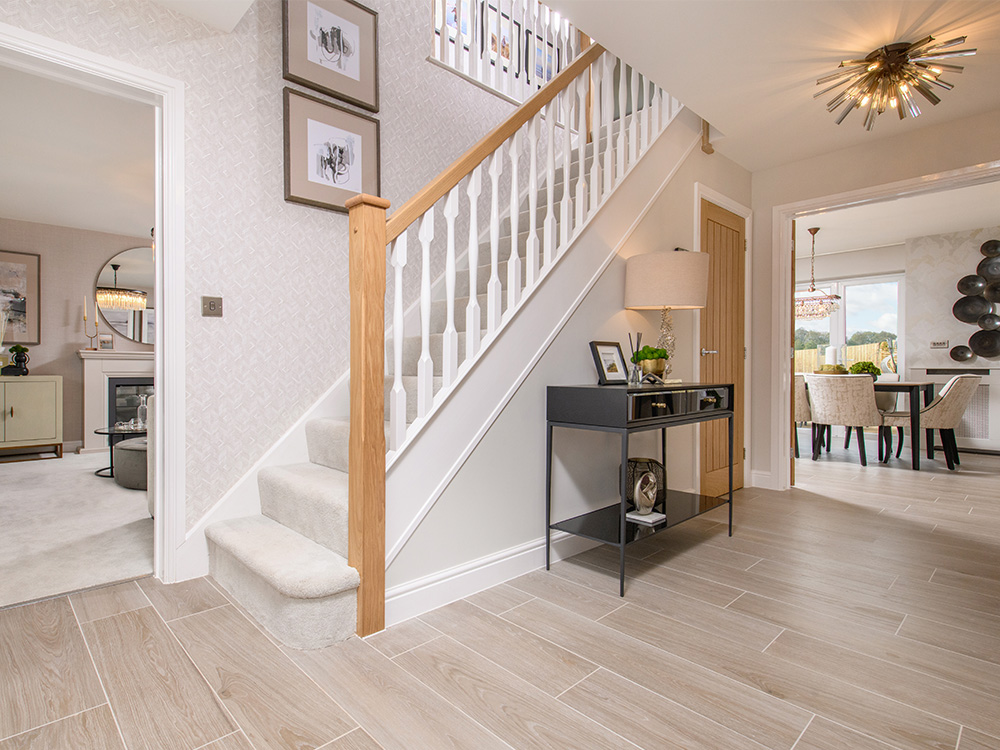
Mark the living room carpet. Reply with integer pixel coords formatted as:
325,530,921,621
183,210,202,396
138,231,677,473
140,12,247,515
0,452,152,608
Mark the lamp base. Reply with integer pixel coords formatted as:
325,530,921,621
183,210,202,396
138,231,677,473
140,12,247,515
656,307,674,375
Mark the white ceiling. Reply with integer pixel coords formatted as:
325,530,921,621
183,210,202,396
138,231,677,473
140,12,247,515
547,0,1000,173
0,65,154,238
794,179,1000,256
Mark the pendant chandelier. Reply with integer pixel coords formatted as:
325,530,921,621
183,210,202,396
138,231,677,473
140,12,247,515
816,35,976,131
795,227,841,321
97,263,147,311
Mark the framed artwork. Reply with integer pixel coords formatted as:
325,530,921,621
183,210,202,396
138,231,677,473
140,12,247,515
98,333,114,350
590,341,628,385
284,87,381,213
0,250,40,345
283,0,379,112
483,3,519,73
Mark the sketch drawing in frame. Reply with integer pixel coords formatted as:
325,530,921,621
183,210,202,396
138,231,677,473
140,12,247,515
590,340,628,385
0,249,40,345
283,0,379,112
284,88,380,213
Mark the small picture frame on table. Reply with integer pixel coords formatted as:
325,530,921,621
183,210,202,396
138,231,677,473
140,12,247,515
98,333,114,350
283,0,379,112
283,87,381,213
589,340,628,385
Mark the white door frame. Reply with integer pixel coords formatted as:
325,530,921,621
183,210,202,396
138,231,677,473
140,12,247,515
770,160,1000,490
0,22,186,581
693,183,752,490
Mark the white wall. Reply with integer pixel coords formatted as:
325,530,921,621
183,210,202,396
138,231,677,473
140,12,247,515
388,145,750,591
0,0,515,529
751,108,1000,486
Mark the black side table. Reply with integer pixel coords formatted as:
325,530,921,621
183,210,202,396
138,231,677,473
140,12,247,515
94,426,147,477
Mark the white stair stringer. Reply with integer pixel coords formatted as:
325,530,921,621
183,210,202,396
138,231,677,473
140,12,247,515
384,108,703,591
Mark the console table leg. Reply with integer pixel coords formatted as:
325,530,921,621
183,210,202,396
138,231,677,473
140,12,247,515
728,414,734,537
545,424,553,570
620,430,628,597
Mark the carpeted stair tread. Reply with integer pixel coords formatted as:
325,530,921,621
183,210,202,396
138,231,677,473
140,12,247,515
306,418,392,472
205,516,358,600
258,463,349,558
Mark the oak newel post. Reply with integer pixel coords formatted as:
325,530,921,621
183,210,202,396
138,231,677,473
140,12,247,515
346,193,390,637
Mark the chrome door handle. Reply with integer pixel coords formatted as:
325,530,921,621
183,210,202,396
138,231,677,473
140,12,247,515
701,348,718,357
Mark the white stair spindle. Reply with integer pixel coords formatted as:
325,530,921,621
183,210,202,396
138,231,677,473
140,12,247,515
559,88,573,249
442,186,459,387
433,0,443,62
487,151,502,334
629,66,639,166
640,75,651,154
488,0,499,90
447,1,456,68
473,0,483,82
417,209,435,418
651,86,662,136
575,73,587,229
527,0,537,92
507,130,522,311
389,234,407,451
503,1,515,97
616,59,627,184
589,57,601,214
457,0,468,74
465,165,482,360
526,113,540,287
602,54,614,197
543,100,556,267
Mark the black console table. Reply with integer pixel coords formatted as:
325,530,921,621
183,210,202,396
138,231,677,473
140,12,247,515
546,382,735,596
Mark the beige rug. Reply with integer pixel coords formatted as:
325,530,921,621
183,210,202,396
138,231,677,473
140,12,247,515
0,452,152,608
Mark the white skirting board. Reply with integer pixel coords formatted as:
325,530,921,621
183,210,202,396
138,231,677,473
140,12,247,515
384,531,597,627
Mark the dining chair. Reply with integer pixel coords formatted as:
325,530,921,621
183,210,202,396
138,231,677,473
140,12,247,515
793,374,812,458
881,374,981,470
804,374,886,467
843,374,898,454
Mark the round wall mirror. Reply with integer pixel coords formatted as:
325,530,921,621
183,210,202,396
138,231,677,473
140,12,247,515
96,246,154,344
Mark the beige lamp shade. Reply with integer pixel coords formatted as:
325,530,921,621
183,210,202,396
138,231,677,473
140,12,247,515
624,251,710,310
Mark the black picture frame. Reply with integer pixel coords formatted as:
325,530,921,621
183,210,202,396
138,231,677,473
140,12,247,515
283,0,379,112
283,87,381,214
590,340,628,385
481,2,520,75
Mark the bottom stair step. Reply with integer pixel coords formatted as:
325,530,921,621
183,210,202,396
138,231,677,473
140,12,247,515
206,515,359,649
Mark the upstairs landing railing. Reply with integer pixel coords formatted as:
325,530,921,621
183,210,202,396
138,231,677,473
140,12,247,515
347,42,681,636
430,0,580,104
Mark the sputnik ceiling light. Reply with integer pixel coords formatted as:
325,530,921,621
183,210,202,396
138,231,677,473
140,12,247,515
816,35,976,131
795,227,841,321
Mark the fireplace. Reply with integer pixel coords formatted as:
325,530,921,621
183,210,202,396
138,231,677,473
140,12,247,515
108,377,154,427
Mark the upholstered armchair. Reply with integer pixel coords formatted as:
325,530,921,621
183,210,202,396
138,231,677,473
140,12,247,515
804,374,886,466
882,374,981,470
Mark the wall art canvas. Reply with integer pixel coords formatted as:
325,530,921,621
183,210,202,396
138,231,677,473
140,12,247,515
284,0,379,112
284,88,380,213
0,250,40,345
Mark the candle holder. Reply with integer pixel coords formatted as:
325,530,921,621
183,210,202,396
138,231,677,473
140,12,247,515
85,318,99,350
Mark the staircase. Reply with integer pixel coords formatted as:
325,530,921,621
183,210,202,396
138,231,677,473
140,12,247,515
206,40,688,645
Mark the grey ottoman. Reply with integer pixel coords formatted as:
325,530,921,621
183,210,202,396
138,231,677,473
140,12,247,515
114,437,148,490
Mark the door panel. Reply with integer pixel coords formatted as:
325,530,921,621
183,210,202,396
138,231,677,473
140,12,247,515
700,200,745,496
5,381,58,442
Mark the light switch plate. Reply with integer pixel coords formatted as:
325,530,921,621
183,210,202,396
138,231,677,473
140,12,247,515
201,296,223,317
929,340,949,349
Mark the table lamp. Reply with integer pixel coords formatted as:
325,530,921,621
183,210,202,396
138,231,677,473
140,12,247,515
624,249,710,376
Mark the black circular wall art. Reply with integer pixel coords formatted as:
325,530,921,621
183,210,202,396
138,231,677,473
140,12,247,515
970,329,1000,358
953,294,992,324
981,239,1000,257
977,255,1000,282
985,282,1000,304
958,274,988,295
979,313,1000,331
950,345,974,362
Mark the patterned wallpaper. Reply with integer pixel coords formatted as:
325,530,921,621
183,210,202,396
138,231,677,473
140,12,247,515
0,0,514,529
905,224,1000,370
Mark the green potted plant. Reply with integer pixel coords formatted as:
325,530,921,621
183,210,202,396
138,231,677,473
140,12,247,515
631,345,669,377
849,360,881,378
2,344,30,376
815,363,848,374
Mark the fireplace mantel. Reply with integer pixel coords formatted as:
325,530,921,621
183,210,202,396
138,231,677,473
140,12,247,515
78,350,154,453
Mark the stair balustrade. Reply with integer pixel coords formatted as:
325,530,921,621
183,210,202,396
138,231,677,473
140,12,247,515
348,41,682,635
430,0,580,105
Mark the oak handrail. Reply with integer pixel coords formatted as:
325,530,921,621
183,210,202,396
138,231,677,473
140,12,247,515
386,42,606,243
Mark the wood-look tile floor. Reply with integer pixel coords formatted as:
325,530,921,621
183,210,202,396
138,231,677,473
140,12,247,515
2,442,998,749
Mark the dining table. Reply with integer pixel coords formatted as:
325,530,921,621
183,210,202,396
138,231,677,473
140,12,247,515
874,380,936,470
